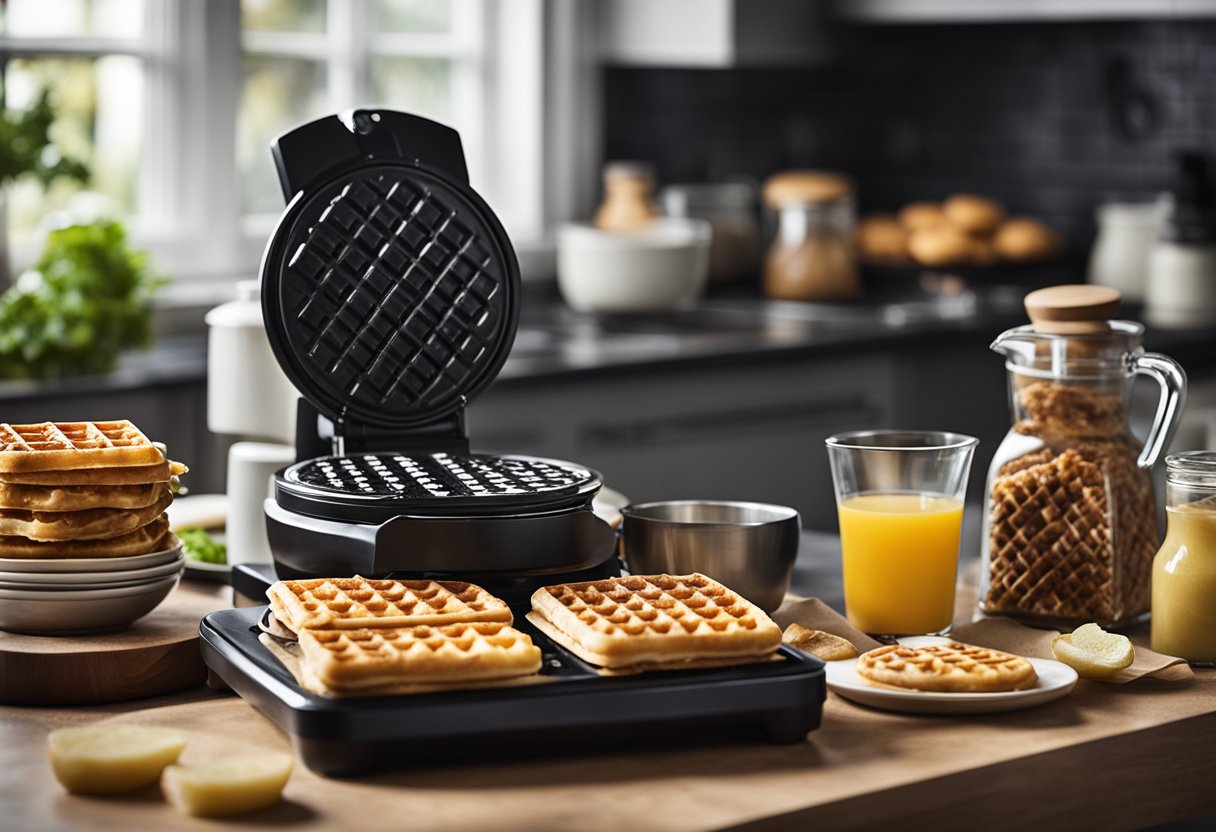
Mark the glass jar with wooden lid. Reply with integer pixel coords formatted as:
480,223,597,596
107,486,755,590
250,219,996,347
981,285,1187,628
762,170,858,302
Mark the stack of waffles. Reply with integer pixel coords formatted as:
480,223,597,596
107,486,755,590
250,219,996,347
0,421,184,558
263,576,543,697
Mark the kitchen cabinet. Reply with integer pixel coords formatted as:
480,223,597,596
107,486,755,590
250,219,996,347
836,0,1216,22
598,0,830,67
468,350,1001,531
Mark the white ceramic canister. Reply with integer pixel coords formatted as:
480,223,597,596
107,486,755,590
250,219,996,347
205,280,298,443
1088,197,1169,303
226,441,296,565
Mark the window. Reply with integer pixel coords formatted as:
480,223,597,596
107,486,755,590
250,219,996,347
1,0,567,285
239,0,486,220
0,0,149,248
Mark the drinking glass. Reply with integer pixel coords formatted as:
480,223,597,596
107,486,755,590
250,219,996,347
825,430,978,637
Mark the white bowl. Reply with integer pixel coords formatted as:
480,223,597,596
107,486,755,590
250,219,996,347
0,556,184,586
557,218,711,313
0,573,181,635
0,539,182,574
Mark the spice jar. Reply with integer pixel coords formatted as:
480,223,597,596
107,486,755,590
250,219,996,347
1152,451,1216,665
762,171,858,302
980,285,1187,628
660,183,760,283
594,161,658,232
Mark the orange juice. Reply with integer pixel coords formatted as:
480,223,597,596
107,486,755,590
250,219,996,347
838,492,964,634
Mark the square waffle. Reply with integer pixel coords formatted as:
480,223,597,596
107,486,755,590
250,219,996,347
266,576,513,634
0,488,173,541
0,516,173,559
0,481,171,512
527,573,782,670
0,421,165,473
0,459,187,486
292,622,542,695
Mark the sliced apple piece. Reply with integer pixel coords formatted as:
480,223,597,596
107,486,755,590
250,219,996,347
162,752,293,817
48,725,186,795
1052,623,1135,679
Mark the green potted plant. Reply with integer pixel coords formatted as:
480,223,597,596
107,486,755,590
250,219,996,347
0,87,90,285
0,219,164,380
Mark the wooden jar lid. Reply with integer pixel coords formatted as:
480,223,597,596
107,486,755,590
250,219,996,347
1024,284,1122,334
762,170,851,207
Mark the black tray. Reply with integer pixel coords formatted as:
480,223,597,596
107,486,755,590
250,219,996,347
200,607,825,776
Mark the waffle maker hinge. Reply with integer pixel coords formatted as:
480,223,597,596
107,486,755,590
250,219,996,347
293,398,469,463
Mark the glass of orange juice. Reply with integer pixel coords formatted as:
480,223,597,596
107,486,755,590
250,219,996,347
825,430,978,637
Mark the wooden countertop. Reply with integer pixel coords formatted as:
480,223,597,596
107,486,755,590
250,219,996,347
3,582,1214,832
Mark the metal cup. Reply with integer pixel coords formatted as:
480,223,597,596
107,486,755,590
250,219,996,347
619,501,801,613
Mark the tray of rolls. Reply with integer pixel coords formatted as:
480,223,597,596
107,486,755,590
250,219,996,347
855,194,1066,286
200,573,825,775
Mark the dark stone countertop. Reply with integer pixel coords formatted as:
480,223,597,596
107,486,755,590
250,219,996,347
3,283,1213,402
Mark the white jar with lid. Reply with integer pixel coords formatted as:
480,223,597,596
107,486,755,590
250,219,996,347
1088,197,1167,302
204,280,297,443
1145,152,1216,329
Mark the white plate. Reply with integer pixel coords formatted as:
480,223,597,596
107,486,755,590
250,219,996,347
0,574,181,635
167,493,228,532
0,540,183,574
824,636,1079,715
0,573,180,601
183,558,231,584
0,556,184,586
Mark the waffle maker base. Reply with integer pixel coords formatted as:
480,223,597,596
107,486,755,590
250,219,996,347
200,605,825,776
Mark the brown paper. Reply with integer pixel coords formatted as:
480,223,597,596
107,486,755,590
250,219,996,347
951,618,1193,683
773,596,1193,683
772,596,881,654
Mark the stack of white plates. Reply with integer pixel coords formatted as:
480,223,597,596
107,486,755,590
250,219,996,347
0,539,184,635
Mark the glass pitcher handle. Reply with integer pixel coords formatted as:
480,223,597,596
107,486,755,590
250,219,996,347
1130,352,1188,469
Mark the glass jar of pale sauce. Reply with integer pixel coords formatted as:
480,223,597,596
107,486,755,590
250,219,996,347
1152,451,1216,665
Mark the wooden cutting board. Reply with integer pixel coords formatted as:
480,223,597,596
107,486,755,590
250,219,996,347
0,582,229,706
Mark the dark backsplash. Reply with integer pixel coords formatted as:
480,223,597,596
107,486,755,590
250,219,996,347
602,19,1216,250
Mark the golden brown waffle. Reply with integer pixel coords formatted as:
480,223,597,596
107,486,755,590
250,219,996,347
0,459,187,486
0,490,172,540
985,440,1156,625
0,421,164,473
0,518,173,559
0,481,170,512
527,573,782,669
294,622,542,693
857,642,1037,693
266,576,514,633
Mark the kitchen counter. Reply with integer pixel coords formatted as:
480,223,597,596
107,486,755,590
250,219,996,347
3,285,1215,403
4,533,1215,832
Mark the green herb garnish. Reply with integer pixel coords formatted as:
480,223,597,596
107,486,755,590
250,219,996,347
179,528,227,565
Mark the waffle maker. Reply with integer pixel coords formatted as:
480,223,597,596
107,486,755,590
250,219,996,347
202,111,826,773
257,109,617,589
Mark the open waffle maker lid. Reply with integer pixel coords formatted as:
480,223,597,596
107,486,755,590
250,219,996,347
260,110,602,523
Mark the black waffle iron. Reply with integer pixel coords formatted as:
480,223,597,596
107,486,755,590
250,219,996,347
202,110,826,775
258,109,616,588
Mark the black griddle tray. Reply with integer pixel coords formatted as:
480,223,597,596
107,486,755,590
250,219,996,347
200,607,825,777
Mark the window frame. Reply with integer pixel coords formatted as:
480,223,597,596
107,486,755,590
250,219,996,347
3,0,590,288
